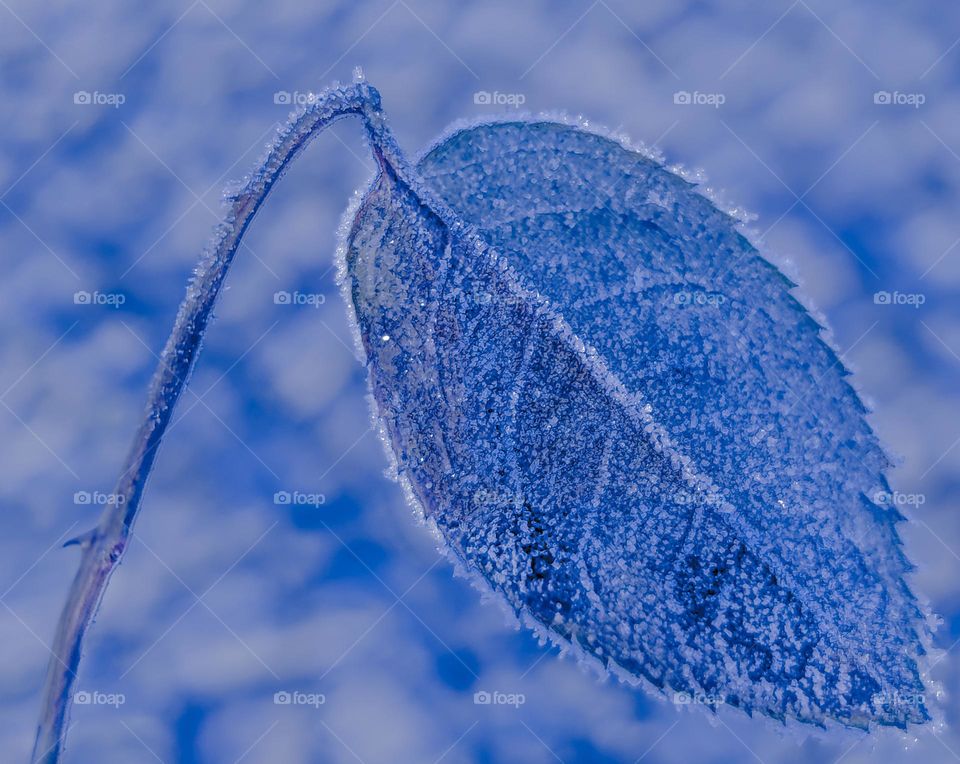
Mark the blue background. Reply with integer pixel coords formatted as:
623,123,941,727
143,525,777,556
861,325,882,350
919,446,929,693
1,1,959,762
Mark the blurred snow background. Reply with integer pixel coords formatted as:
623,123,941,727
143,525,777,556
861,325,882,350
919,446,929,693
1,1,959,761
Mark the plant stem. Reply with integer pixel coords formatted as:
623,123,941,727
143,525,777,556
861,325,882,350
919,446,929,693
31,78,387,764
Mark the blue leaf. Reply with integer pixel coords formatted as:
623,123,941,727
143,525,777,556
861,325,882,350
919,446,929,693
343,113,930,730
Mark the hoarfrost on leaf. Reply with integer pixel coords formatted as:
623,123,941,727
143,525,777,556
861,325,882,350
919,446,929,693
34,80,934,764
344,110,931,731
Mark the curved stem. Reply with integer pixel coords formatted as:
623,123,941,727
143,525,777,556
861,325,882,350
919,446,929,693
31,79,388,764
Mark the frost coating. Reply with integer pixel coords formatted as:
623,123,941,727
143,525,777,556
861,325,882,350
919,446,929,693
345,117,930,729
33,78,932,764
31,78,390,764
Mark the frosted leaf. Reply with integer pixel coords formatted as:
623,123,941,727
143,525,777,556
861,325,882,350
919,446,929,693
343,115,930,729
37,82,931,764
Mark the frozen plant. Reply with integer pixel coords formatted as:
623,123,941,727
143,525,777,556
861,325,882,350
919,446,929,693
32,71,934,763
